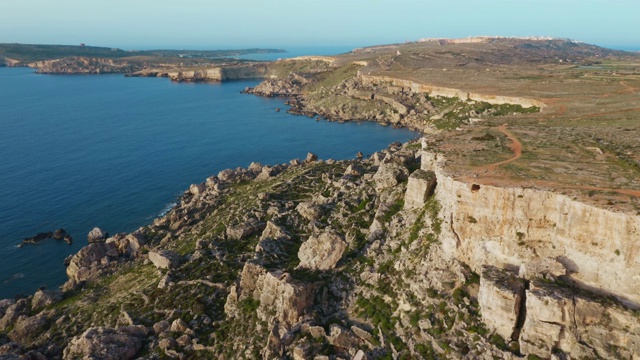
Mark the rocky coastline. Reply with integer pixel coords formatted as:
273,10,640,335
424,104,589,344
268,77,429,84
1,39,639,359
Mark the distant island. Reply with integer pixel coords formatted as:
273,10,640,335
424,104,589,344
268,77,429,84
0,43,286,74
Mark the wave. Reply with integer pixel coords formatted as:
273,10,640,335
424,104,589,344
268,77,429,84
158,202,177,217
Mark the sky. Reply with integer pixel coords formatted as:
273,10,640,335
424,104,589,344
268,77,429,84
1,0,639,50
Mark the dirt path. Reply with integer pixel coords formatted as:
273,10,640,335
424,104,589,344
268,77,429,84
619,81,639,94
461,124,640,198
482,124,522,171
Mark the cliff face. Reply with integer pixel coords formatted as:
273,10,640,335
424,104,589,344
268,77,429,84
422,149,640,307
132,64,268,82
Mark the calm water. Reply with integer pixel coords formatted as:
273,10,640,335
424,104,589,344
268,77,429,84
0,67,415,298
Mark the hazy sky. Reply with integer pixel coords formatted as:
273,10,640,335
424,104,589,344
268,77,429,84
1,0,638,49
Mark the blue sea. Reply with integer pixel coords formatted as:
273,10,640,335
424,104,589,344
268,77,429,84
0,66,415,299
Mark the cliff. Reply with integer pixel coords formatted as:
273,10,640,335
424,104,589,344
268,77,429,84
131,64,269,82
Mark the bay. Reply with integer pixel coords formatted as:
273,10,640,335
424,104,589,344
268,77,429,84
0,67,415,298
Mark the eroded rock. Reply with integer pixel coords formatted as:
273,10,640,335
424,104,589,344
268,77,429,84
478,265,525,342
297,232,347,271
148,250,180,270
404,169,437,210
63,327,143,360
87,227,108,243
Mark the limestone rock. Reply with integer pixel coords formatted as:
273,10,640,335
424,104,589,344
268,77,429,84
189,183,206,196
87,227,108,243
478,266,525,342
297,232,347,271
148,250,180,270
344,164,365,177
52,228,67,240
159,338,177,351
31,289,62,311
255,222,292,257
518,257,566,280
305,152,318,163
66,243,109,284
170,318,189,333
520,279,640,359
8,313,47,347
105,233,145,258
327,324,360,349
373,163,409,192
296,202,323,222
0,300,27,332
403,169,437,210
63,327,143,360
153,320,170,335
228,262,314,327
226,220,266,240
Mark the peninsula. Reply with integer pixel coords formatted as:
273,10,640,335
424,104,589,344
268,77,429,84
1,37,639,359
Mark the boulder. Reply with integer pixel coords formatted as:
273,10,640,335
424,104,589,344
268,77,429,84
189,183,206,196
296,202,323,222
227,262,315,327
344,164,365,177
255,222,292,256
31,289,62,311
52,228,67,240
327,324,360,349
0,300,27,332
170,318,189,333
106,233,146,258
153,320,170,335
117,325,148,339
304,152,318,163
403,169,437,210
148,250,180,270
22,232,53,244
8,313,48,347
66,243,109,284
518,258,566,280
478,266,525,342
297,232,347,271
87,227,108,243
63,234,73,245
373,163,409,192
226,220,266,240
63,327,143,360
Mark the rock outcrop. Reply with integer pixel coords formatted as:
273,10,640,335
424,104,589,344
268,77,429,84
87,227,108,243
297,232,347,271
404,169,437,210
148,250,180,270
62,326,145,360
478,266,525,342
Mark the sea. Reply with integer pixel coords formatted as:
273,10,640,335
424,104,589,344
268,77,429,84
0,48,416,299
